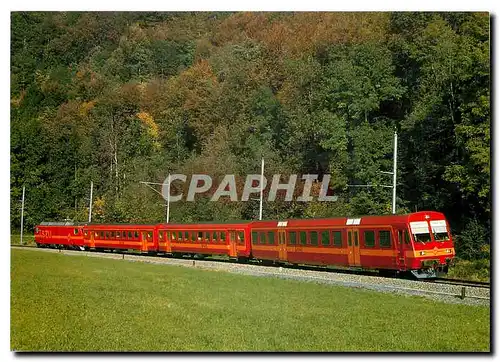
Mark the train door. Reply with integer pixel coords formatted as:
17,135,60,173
278,230,287,261
397,229,406,269
347,229,361,266
229,230,238,258
141,231,148,252
158,230,166,252
90,230,95,249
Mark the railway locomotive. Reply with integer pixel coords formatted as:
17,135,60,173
34,211,455,278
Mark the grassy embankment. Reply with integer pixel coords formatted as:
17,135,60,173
448,259,490,282
11,249,489,352
10,234,35,246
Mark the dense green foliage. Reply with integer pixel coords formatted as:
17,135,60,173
11,249,490,351
11,12,490,260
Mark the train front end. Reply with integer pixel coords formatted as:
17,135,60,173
406,211,455,278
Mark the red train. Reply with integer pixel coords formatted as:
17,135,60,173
34,211,455,278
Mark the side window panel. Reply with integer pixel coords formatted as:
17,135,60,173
379,230,392,248
259,232,266,244
268,232,275,245
289,231,297,245
333,231,342,247
321,230,330,246
404,229,411,244
251,231,258,245
310,231,318,246
300,231,307,245
364,231,375,247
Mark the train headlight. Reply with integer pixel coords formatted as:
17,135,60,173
420,251,425,256
446,249,451,253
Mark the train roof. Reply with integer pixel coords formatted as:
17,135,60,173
38,211,447,229
39,222,87,226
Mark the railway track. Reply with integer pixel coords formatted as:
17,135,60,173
12,243,490,292
427,277,490,289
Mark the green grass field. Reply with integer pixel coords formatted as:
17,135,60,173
11,249,490,352
10,234,35,246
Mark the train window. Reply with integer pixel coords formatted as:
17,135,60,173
379,231,391,248
221,232,226,242
172,232,177,241
333,231,342,246
354,232,359,246
198,231,203,241
238,231,245,244
433,231,449,242
159,232,164,241
364,231,375,247
397,230,402,245
191,232,197,242
112,231,117,238
300,231,307,245
348,232,352,246
252,231,258,244
84,231,88,237
212,231,218,243
259,232,267,244
310,231,318,246
204,232,209,241
117,231,122,238
413,233,432,243
289,231,297,245
321,230,330,246
182,231,188,241
134,231,138,239
74,228,79,235
105,231,110,239
268,232,275,245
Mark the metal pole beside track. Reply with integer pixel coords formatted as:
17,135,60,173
88,181,93,223
259,158,264,220
392,131,398,214
166,174,171,223
20,185,25,245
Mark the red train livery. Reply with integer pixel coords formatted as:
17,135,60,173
34,211,455,278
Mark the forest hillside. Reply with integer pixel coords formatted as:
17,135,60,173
10,12,490,261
